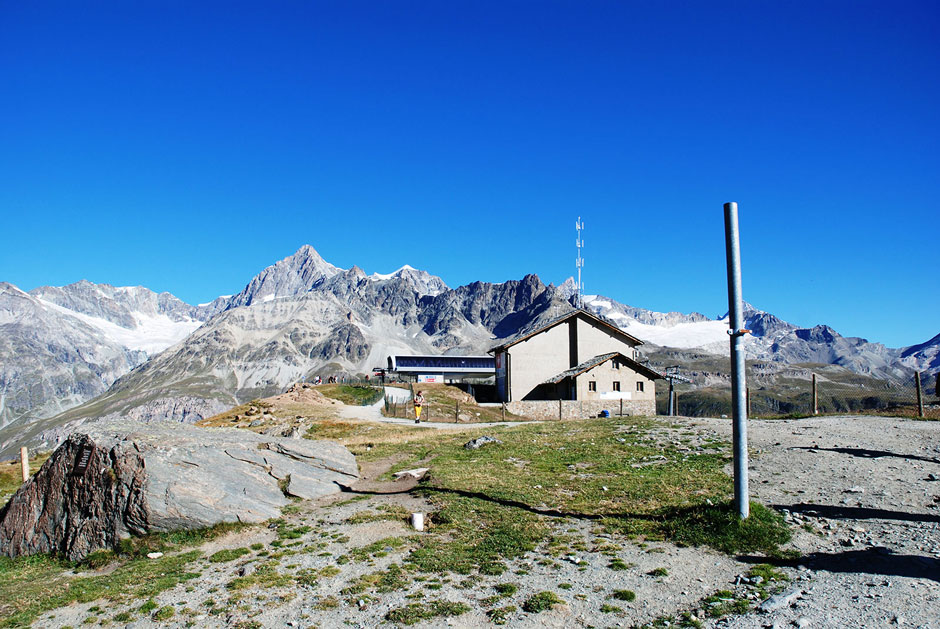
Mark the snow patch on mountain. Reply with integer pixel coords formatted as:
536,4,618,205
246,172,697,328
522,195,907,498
371,265,416,281
37,299,203,355
620,318,731,348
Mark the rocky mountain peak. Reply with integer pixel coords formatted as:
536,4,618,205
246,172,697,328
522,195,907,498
557,277,579,299
225,245,343,309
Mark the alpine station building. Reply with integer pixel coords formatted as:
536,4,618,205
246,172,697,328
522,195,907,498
488,309,662,419
385,355,495,384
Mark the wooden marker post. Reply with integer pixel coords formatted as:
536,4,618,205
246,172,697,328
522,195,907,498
812,373,819,415
20,447,29,482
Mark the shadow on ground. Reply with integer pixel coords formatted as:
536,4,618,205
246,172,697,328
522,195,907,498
739,546,940,583
776,502,940,525
791,446,940,466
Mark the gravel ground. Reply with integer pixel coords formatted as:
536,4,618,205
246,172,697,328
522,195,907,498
695,415,940,629
38,414,940,629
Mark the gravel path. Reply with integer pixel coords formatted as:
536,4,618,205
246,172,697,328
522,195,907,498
37,414,940,628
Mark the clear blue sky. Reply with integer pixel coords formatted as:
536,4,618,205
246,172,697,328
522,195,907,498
1,1,937,348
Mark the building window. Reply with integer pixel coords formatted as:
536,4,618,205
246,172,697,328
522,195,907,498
612,381,621,392
612,359,620,370
636,381,644,392
588,381,596,392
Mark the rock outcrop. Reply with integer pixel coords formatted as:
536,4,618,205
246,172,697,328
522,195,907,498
0,419,358,561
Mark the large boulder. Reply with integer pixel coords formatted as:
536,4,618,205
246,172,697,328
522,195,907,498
0,419,358,560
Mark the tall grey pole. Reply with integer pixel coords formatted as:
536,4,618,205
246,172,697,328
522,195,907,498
724,202,749,519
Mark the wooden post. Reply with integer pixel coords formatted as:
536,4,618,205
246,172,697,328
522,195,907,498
501,402,506,421
746,387,751,417
455,401,459,423
20,447,29,483
916,371,924,418
558,399,563,421
619,398,623,417
812,373,818,415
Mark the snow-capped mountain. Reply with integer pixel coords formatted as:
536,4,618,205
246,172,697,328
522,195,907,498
0,281,204,430
370,265,448,297
581,295,917,379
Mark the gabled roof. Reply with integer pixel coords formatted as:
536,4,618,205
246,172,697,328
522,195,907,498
487,308,643,354
542,352,664,384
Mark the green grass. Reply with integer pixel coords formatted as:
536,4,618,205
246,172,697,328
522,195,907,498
658,501,791,555
0,552,201,628
407,494,547,575
208,548,250,563
308,415,791,557
486,605,517,625
612,589,636,602
702,590,750,618
385,600,471,625
318,384,384,406
342,563,410,596
521,591,564,613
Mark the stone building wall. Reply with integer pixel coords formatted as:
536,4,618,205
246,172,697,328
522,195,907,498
506,398,656,421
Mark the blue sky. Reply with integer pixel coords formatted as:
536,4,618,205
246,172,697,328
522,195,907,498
1,1,937,348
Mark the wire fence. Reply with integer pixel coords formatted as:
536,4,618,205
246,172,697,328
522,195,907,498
660,371,940,420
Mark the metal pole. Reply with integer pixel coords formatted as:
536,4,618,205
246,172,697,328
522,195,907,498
915,372,924,418
724,202,749,519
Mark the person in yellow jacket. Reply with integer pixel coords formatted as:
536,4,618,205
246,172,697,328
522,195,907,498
413,391,425,424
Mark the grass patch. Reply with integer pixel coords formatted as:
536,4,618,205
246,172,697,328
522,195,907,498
350,537,407,562
0,552,201,628
612,589,636,601
116,521,249,558
385,600,471,625
703,590,750,617
494,582,518,597
342,563,410,595
346,504,410,525
208,548,250,563
152,605,175,621
659,501,792,555
318,384,384,406
487,605,516,624
226,561,292,591
407,494,547,575
522,591,564,613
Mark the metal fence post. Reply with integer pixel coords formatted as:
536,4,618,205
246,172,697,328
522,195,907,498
724,201,749,520
916,372,924,418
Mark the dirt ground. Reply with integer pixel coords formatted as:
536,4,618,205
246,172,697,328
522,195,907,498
37,415,940,628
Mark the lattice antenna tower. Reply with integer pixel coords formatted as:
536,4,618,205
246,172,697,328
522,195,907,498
575,216,585,309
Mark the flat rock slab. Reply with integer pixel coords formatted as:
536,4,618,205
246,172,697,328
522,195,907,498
0,418,358,561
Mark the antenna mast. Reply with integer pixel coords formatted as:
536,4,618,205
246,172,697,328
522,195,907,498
575,217,584,309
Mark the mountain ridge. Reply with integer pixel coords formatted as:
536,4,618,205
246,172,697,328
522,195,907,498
1,244,937,458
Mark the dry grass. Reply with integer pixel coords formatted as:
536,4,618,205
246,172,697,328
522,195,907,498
0,451,52,508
